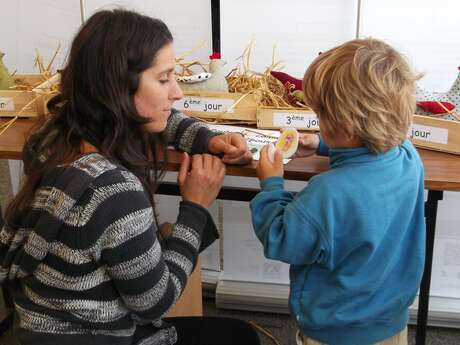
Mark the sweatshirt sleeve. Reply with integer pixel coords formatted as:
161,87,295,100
250,176,328,265
316,135,330,156
164,109,220,154
99,171,218,320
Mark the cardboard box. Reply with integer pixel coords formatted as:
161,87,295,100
173,91,257,122
0,74,49,117
257,106,319,131
411,115,460,155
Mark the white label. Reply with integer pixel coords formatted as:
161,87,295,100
273,111,319,129
0,97,14,111
410,123,448,145
173,97,235,113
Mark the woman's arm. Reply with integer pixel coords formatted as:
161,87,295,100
165,109,252,164
165,109,219,154
99,170,218,320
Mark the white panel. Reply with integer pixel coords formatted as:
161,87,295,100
221,200,290,284
1,0,81,73
216,279,289,313
431,192,460,298
215,283,460,328
83,0,213,64
7,160,23,196
221,0,358,78
156,173,221,272
360,0,460,92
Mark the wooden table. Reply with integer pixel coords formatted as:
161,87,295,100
1,119,459,191
2,118,460,345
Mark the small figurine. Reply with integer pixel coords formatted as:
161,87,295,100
178,52,229,93
0,50,15,90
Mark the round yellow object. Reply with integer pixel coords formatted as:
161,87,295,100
275,128,299,158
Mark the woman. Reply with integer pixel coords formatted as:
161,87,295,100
0,9,259,345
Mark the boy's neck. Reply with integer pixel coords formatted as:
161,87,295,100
326,132,364,149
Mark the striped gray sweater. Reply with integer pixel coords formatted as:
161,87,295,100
0,110,220,345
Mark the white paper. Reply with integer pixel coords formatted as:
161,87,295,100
0,98,15,112
221,0,358,77
410,123,449,145
173,97,236,113
273,111,319,130
83,0,213,64
221,200,290,284
430,192,460,298
208,124,291,163
360,0,460,92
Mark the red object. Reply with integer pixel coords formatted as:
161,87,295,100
417,101,455,114
209,52,221,60
270,71,303,91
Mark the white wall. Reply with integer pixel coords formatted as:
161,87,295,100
2,0,460,304
360,0,460,92
1,0,212,73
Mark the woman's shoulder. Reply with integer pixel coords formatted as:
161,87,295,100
71,153,143,187
42,153,143,198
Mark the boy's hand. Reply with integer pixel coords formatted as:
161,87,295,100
257,144,284,180
291,132,320,158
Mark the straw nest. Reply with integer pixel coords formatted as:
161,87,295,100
225,42,308,109
0,46,60,136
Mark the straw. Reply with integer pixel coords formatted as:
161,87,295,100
435,101,460,121
248,321,282,345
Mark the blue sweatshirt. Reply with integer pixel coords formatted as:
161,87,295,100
250,139,425,345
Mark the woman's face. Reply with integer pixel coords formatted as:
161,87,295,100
134,43,183,133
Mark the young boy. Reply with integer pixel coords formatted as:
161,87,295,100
250,38,425,345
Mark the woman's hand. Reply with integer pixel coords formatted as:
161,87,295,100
291,132,320,158
158,222,172,241
208,133,252,165
256,144,284,181
178,152,226,208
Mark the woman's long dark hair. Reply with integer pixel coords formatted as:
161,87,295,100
5,9,173,227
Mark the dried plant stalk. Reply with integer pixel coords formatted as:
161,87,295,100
0,47,60,137
171,40,311,125
435,101,460,122
226,42,309,109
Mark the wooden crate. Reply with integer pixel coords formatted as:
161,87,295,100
411,115,460,155
0,74,48,117
173,91,257,121
257,106,319,131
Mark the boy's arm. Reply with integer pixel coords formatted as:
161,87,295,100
294,133,328,157
250,176,328,265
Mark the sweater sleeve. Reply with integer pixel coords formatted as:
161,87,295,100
250,176,328,265
164,109,220,154
99,172,218,320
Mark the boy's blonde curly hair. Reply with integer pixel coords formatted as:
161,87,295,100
303,38,420,153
